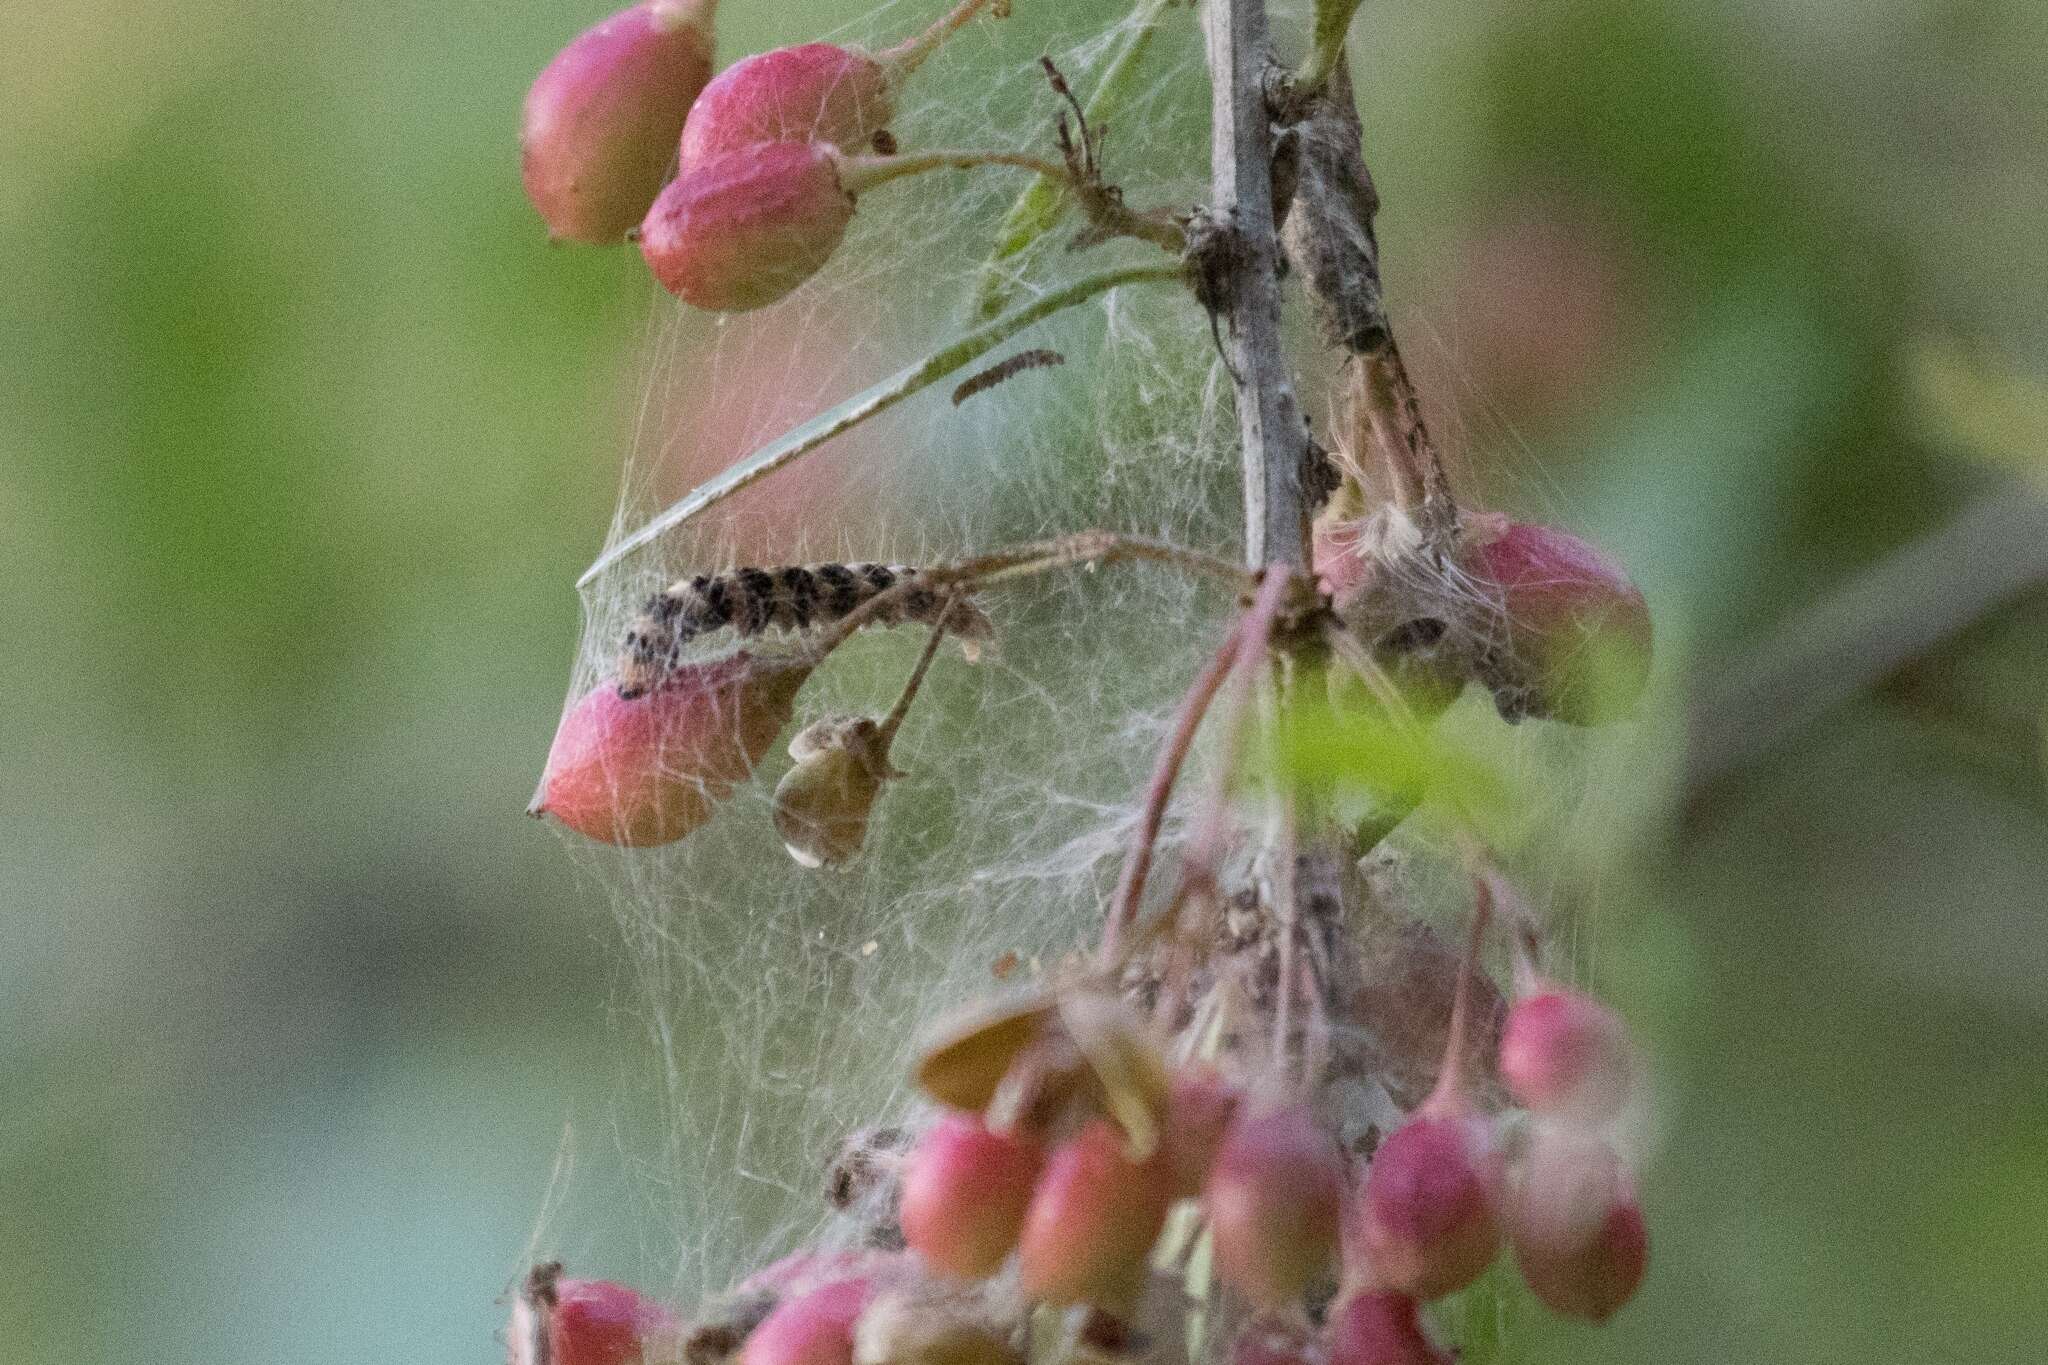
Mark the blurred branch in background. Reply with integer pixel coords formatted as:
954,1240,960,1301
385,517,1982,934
1683,479,2048,822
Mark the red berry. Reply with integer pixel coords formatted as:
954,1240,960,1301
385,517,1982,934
743,1277,871,1365
531,652,809,846
521,0,718,243
1352,1113,1502,1300
1498,988,1634,1119
1470,521,1650,726
680,43,893,169
1203,1103,1345,1310
1326,1291,1453,1365
899,1113,1043,1278
513,1268,679,1365
1507,1131,1647,1322
639,142,856,311
1159,1066,1243,1198
1016,1119,1174,1310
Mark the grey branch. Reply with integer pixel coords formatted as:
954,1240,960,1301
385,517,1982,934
1200,0,1312,571
1684,483,2048,814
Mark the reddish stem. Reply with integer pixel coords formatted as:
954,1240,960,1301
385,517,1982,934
874,597,956,750
1426,870,1495,1113
1103,615,1248,957
1104,568,1296,959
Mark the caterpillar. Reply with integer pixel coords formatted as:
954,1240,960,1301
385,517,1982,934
617,563,991,697
951,348,1066,406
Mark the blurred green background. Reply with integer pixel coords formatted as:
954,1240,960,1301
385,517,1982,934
4,0,2046,1361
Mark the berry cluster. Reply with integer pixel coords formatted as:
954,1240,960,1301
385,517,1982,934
514,873,1648,1365
521,1,1040,309
517,6,1664,1362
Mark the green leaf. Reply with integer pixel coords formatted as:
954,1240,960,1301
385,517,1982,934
1266,690,1519,836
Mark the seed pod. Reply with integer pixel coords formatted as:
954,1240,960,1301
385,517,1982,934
1204,1102,1345,1311
513,1264,680,1365
773,717,897,868
854,1287,1021,1365
521,0,719,243
1159,1065,1243,1197
640,142,856,311
1498,988,1634,1120
1469,521,1651,726
1507,1130,1647,1322
1015,1119,1174,1311
898,1113,1043,1279
914,992,1059,1113
1325,1291,1453,1365
532,653,809,846
744,1278,873,1365
677,0,990,168
1351,1113,1502,1300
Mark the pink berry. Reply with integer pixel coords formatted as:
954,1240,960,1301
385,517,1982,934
898,1113,1044,1279
1352,1113,1502,1300
742,1278,871,1365
1204,1103,1345,1310
676,0,990,168
514,1267,679,1365
1160,1066,1243,1197
680,43,893,168
1016,1119,1174,1310
531,652,810,846
1498,989,1634,1119
1470,521,1651,725
639,142,856,311
1507,1131,1647,1322
1325,1291,1453,1365
521,0,719,243
735,1249,886,1298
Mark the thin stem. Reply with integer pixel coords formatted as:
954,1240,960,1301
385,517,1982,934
1155,567,1296,936
1102,615,1250,957
808,531,1250,662
1472,861,1546,995
875,594,956,748
969,0,1183,318
1267,679,1301,1074
838,149,1077,196
648,0,717,34
880,0,993,80
839,150,1187,254
1297,0,1364,91
1427,869,1494,1111
578,263,1182,587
